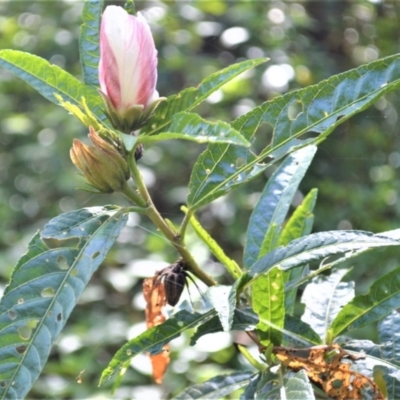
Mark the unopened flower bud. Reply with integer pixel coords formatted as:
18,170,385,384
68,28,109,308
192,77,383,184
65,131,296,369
70,127,130,193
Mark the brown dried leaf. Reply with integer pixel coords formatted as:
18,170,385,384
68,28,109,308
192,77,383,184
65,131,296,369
274,344,384,400
143,276,170,383
150,345,171,384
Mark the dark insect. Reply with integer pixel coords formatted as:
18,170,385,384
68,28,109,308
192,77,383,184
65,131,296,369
134,143,144,161
155,260,199,306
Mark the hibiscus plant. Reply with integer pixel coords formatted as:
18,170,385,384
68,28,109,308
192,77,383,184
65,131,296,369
1,1,400,399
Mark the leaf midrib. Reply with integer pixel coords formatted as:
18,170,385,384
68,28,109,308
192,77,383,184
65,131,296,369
1,210,121,399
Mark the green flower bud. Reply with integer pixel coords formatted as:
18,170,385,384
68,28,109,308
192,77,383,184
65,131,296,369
70,127,130,193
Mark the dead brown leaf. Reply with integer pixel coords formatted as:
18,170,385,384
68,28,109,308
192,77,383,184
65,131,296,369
143,276,170,384
273,344,383,400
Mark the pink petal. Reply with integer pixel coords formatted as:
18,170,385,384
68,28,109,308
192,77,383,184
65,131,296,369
99,6,158,112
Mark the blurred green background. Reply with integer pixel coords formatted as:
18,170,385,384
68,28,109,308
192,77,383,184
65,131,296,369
1,0,400,398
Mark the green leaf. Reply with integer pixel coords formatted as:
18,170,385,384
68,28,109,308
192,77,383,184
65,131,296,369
301,268,354,342
0,50,106,121
374,365,400,400
0,206,128,400
184,207,241,279
187,54,400,210
279,189,318,314
243,145,317,269
259,223,280,259
283,370,315,400
252,267,285,346
190,308,258,345
118,132,137,152
249,231,400,278
79,0,103,86
190,309,320,347
139,112,250,147
205,285,235,332
255,369,280,399
345,339,400,371
173,371,255,400
279,189,318,247
99,309,216,385
240,374,261,400
283,315,322,347
331,266,400,337
140,58,267,136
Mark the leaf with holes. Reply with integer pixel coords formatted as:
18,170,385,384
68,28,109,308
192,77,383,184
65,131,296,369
301,268,354,342
243,145,317,269
79,0,103,86
0,206,128,400
187,54,400,210
173,371,255,400
0,50,106,122
140,58,266,136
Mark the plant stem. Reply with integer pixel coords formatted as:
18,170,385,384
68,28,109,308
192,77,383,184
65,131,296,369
179,207,193,241
121,181,147,208
128,152,217,287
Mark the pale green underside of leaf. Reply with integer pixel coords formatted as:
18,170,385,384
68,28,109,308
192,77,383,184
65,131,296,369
0,206,127,400
138,112,250,147
243,145,317,269
249,230,400,278
187,54,400,210
301,268,354,341
0,50,106,121
282,370,315,400
99,309,216,386
331,266,400,337
173,371,255,400
140,58,267,136
378,311,400,365
255,369,315,399
205,285,235,332
79,0,102,86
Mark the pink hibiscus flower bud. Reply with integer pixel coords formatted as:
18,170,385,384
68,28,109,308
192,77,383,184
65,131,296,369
99,5,163,133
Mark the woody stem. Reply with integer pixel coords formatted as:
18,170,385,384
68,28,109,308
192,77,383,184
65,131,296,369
127,152,217,287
